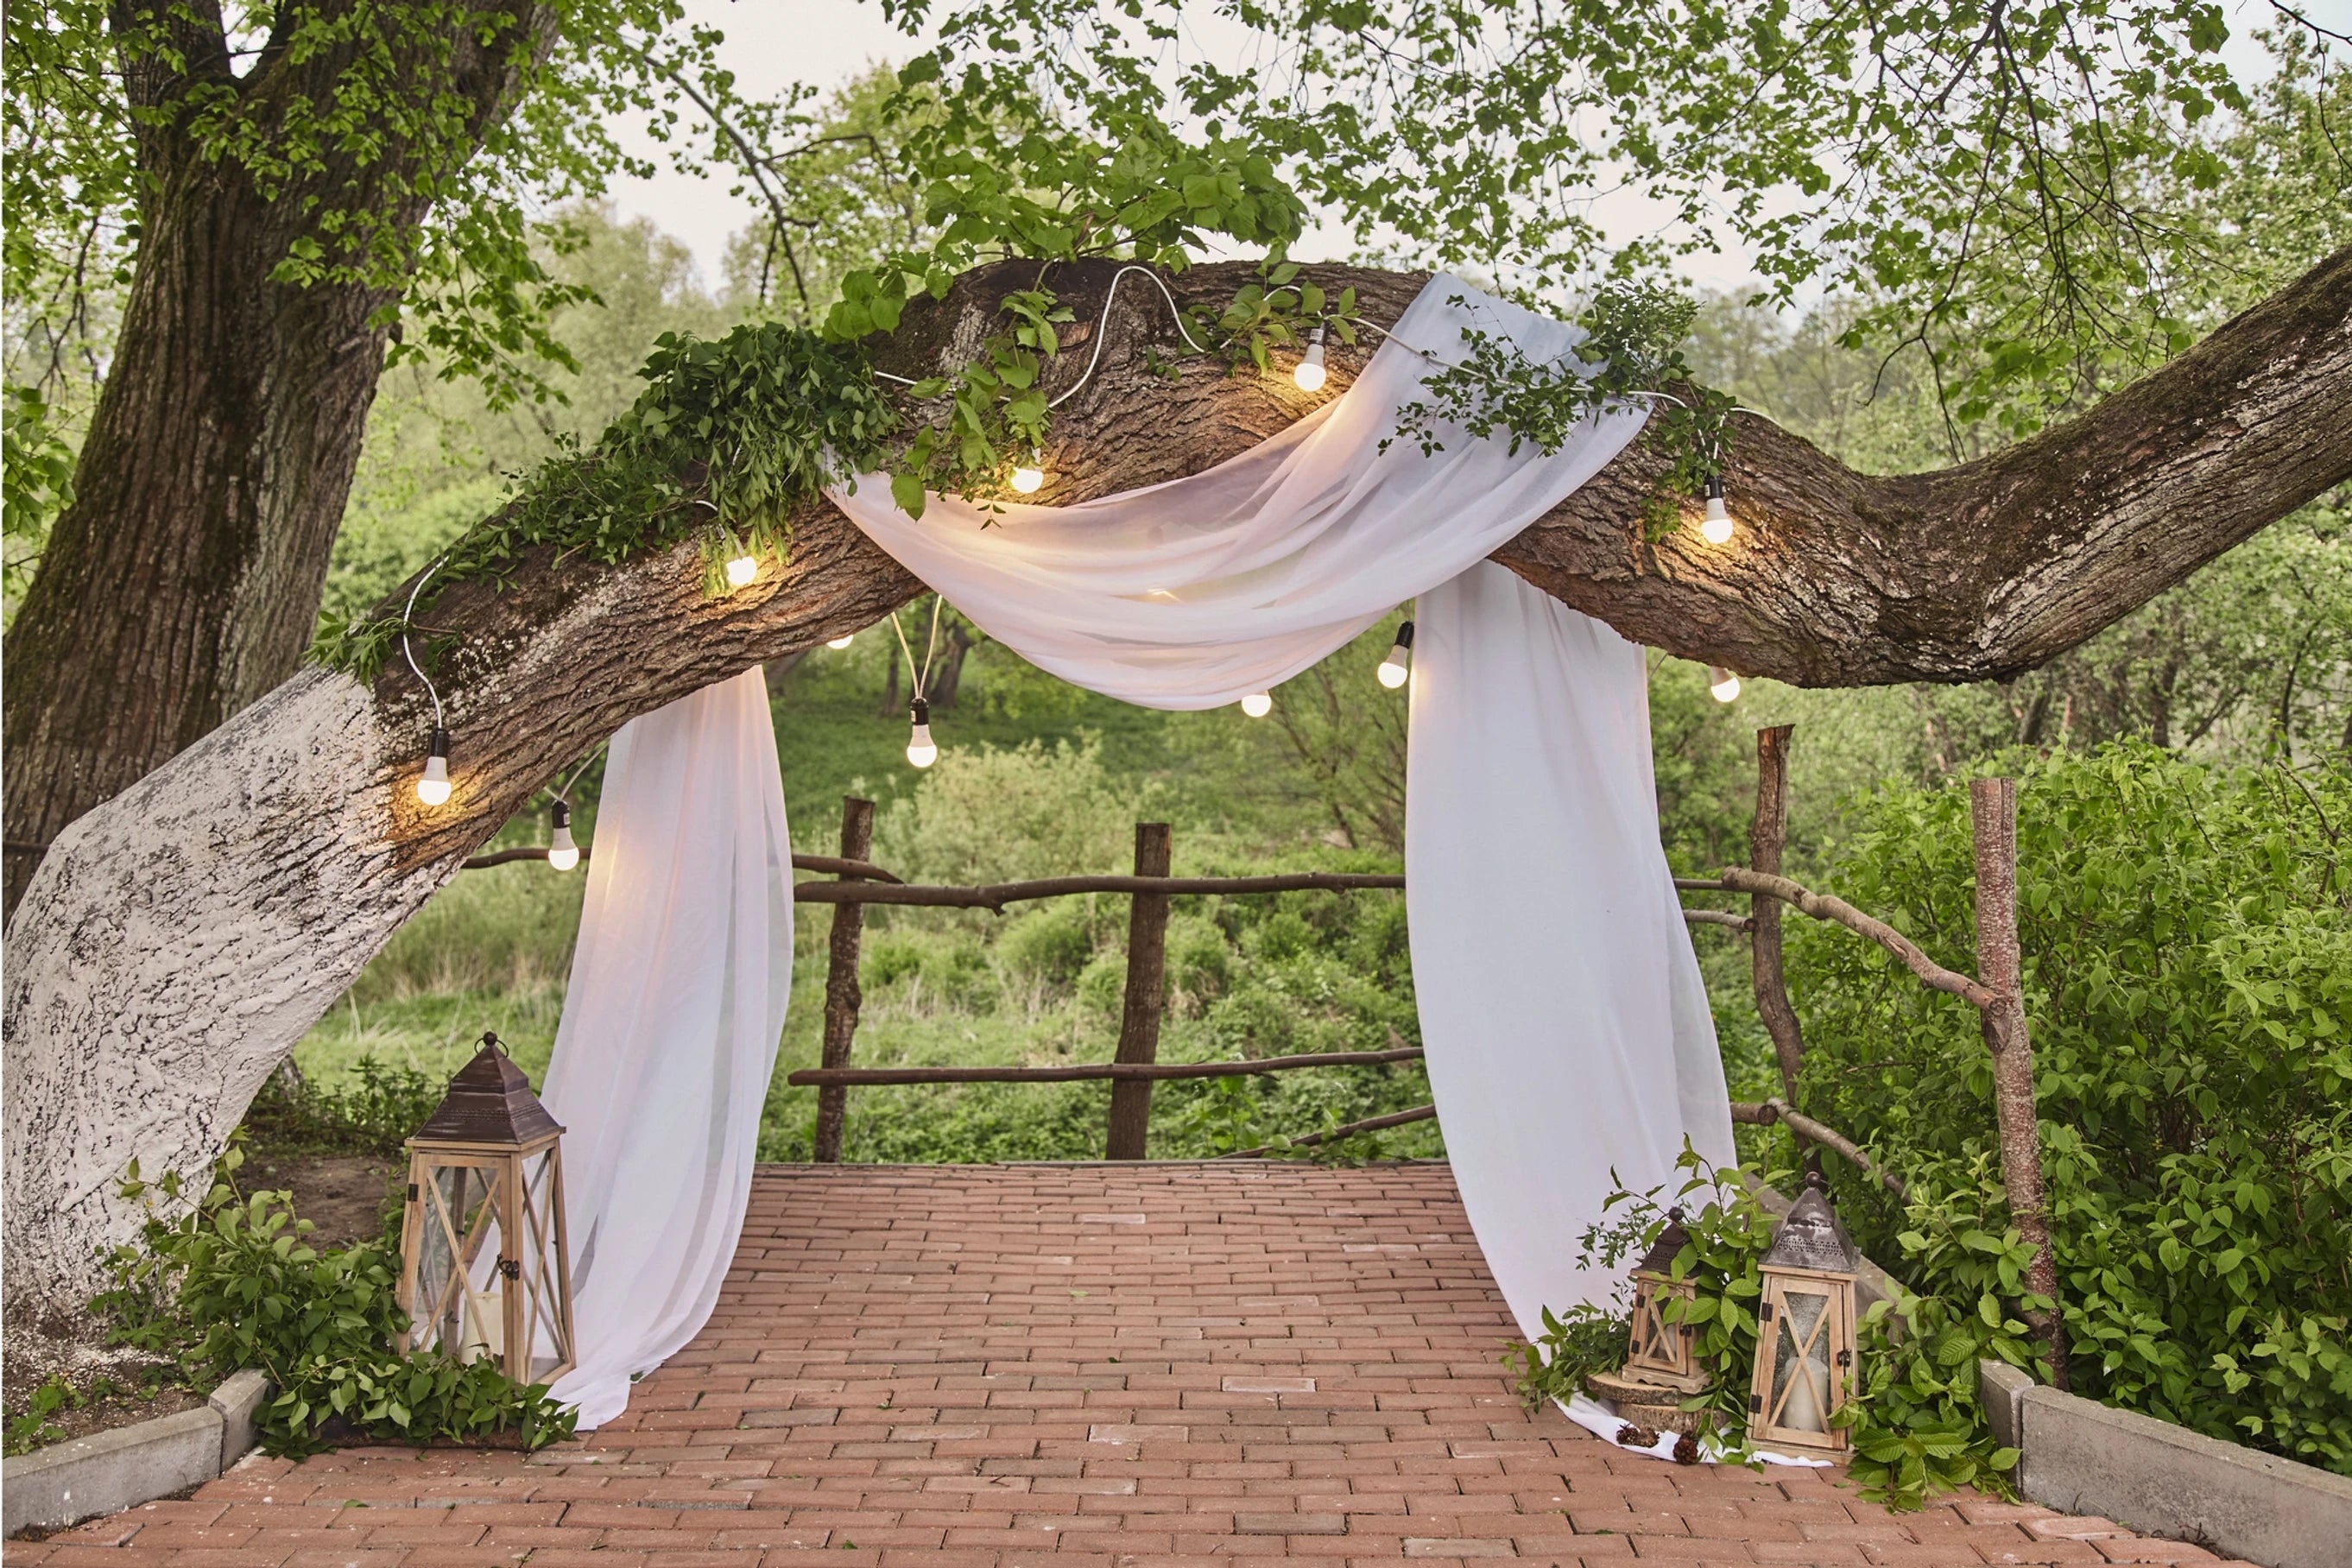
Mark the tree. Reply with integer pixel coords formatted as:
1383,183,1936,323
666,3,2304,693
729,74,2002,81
0,0,812,918
6,243,2349,1307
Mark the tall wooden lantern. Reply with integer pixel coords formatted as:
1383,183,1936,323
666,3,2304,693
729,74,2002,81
396,1033,576,1384
1748,1172,1859,1457
1624,1207,1708,1394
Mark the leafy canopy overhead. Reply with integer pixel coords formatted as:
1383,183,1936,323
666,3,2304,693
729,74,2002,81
878,0,2350,430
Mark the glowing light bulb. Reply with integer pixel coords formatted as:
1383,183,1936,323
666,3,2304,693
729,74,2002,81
415,727,452,806
1293,325,1328,393
1376,618,1415,689
1241,692,1273,718
1009,455,1045,494
1708,666,1742,703
826,634,856,649
547,800,579,872
725,553,758,588
906,697,939,768
1699,474,1734,546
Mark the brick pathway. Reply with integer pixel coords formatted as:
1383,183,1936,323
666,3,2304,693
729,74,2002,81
16,1164,2240,1566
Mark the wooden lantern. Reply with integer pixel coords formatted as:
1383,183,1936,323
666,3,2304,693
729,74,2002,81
396,1033,576,1385
1748,1172,1858,1457
1624,1207,1709,1394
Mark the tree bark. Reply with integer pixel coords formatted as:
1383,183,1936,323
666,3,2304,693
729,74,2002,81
4,246,2349,1310
0,0,553,920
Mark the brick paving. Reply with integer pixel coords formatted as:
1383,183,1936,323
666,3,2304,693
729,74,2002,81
14,1163,2245,1567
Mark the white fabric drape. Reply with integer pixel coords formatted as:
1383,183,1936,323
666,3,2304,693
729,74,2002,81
540,667,793,1428
825,279,1648,707
540,272,1735,1426
1406,563,1737,1336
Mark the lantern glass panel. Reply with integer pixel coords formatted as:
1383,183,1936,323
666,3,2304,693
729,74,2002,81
1768,1285,1834,1433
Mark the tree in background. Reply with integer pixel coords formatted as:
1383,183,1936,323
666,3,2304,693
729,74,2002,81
0,0,849,917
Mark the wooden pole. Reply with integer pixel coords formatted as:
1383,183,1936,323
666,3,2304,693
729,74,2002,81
1971,777,2068,1388
1104,822,1173,1160
812,797,875,1164
1748,724,1814,1171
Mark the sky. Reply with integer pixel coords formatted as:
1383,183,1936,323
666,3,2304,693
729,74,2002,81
602,0,2352,303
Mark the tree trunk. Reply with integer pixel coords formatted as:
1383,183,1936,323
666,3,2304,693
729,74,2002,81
2,166,395,921
0,0,556,922
4,247,2348,1312
812,797,876,1164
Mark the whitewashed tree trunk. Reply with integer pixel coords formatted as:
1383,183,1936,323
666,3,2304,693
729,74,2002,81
6,249,2349,1314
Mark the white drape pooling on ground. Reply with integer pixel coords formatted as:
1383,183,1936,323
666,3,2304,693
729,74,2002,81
538,272,1735,1428
539,668,793,1429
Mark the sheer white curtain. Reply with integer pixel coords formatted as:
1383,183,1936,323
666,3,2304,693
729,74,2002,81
541,273,1733,1426
540,667,793,1428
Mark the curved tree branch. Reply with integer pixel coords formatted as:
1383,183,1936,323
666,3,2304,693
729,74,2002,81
5,246,2348,1307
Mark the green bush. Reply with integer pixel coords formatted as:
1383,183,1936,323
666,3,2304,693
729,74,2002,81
243,1056,446,1156
1785,743,2352,1473
96,1143,575,1456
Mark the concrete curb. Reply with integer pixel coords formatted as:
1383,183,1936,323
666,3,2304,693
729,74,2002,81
3,1372,270,1537
1980,1360,2352,1568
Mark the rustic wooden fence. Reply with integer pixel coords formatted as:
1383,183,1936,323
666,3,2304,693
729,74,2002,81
462,729,2061,1372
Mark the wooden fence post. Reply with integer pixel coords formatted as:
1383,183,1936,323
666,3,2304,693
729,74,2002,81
812,796,875,1164
1104,822,1173,1160
1748,725,1813,1170
1971,777,2068,1387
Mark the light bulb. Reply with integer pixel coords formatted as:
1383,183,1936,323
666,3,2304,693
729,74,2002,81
906,697,938,768
1293,325,1328,393
1376,618,1414,689
1009,455,1045,494
1699,474,1734,546
826,633,855,650
415,727,452,806
1708,666,1742,703
1241,692,1273,718
725,553,758,588
547,800,579,872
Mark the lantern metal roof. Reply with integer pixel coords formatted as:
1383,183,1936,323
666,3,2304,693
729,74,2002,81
1760,1172,1859,1274
412,1033,565,1147
1633,1206,1691,1278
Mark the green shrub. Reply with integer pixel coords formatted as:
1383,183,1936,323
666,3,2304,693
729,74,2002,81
96,1143,575,1456
998,901,1102,991
1785,742,2352,1473
243,1057,446,1156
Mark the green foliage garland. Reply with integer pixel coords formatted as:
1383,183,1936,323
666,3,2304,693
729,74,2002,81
95,1142,575,1457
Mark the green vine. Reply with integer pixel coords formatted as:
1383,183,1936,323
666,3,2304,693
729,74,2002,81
1391,281,1736,540
319,262,1722,683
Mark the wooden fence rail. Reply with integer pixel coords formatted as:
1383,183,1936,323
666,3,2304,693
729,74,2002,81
787,1046,1426,1088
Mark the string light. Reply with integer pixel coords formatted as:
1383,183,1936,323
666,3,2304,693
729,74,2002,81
1293,324,1328,393
1700,476,1735,545
1377,620,1414,688
907,697,939,768
547,800,579,871
826,633,856,649
1241,692,1273,718
1009,452,1046,494
1708,666,1742,703
400,558,454,808
415,726,452,806
724,553,759,588
894,598,946,768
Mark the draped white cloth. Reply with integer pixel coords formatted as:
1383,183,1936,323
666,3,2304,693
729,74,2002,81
1406,563,1737,1336
540,272,1734,1425
540,668,793,1428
